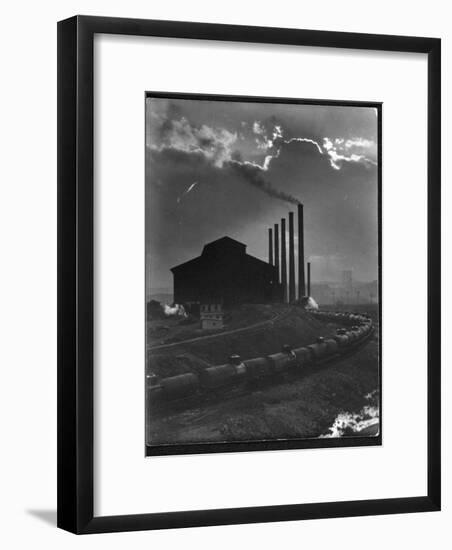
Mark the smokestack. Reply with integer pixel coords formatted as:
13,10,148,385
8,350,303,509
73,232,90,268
298,203,305,298
307,261,311,297
268,228,273,265
281,218,287,303
274,224,280,283
288,212,295,303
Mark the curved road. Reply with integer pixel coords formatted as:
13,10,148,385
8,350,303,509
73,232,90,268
148,306,295,352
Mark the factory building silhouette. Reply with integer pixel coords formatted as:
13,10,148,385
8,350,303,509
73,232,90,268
171,237,281,306
171,204,307,307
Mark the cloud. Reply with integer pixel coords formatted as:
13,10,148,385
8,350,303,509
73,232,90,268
252,120,284,152
148,115,307,203
284,137,323,155
151,110,375,175
322,137,377,170
147,110,377,206
344,137,374,149
150,116,237,168
253,121,265,135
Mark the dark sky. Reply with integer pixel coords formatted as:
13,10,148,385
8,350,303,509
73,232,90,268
145,97,379,294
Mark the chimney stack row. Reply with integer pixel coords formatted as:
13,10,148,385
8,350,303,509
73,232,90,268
268,203,307,304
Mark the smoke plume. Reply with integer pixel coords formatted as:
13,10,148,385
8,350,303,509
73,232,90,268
229,159,301,205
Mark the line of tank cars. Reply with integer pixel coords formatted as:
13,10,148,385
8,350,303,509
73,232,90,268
148,310,373,403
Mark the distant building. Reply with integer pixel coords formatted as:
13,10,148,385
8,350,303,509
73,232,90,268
311,278,378,306
342,270,353,288
200,303,224,330
171,236,280,307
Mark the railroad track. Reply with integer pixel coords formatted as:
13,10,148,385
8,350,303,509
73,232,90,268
147,309,375,411
149,325,375,416
148,306,294,353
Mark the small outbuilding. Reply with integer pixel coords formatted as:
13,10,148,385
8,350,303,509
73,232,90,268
200,303,224,330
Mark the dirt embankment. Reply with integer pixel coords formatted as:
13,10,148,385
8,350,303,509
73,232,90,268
147,303,277,348
147,305,341,378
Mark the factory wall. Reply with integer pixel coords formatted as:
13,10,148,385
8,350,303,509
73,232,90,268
172,237,281,306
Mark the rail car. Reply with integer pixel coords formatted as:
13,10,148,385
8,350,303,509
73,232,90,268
267,349,297,374
334,333,350,347
243,356,273,380
324,338,339,354
293,346,312,367
201,364,239,389
150,310,374,402
160,372,199,400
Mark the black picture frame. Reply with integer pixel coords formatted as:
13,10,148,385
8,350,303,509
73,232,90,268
57,15,441,534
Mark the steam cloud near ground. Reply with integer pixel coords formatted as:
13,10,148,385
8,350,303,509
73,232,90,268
320,390,379,438
164,304,188,318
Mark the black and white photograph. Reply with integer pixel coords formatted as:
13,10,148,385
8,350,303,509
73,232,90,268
0,1,445,543
145,94,381,453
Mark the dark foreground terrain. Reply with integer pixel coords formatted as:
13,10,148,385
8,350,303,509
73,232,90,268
147,307,380,446
147,304,342,378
